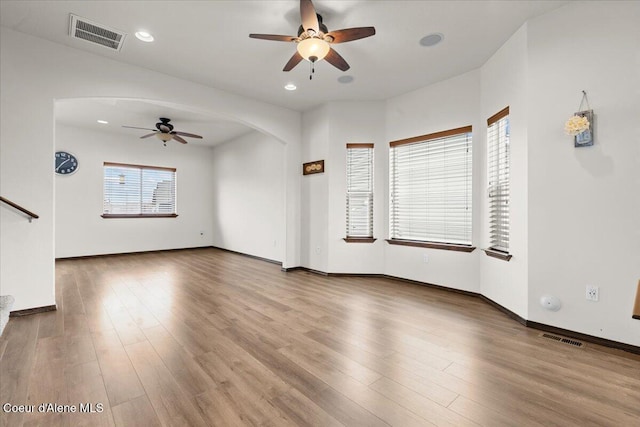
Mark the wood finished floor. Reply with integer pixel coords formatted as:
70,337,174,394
1,248,639,427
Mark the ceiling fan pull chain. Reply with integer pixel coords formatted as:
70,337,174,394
309,61,314,80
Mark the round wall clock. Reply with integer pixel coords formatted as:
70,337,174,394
55,151,79,175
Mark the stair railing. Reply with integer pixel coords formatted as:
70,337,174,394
0,196,39,223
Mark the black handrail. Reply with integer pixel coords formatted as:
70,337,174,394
0,196,39,221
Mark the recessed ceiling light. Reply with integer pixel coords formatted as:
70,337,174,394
284,83,297,91
97,120,109,124
420,33,444,47
135,31,154,42
337,75,354,84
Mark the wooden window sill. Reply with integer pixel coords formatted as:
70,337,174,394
484,248,512,261
101,214,178,219
386,239,475,252
343,237,377,243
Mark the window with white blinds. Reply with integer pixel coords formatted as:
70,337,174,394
487,107,510,253
346,144,374,239
103,162,177,217
389,126,473,246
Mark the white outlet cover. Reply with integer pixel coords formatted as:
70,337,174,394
586,285,599,301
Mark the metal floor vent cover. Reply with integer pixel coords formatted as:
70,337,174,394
69,14,126,51
540,333,585,348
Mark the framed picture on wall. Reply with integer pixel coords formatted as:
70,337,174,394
303,160,324,175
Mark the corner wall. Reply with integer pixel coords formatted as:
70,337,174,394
526,1,640,345
326,101,386,274
211,131,285,262
384,71,482,293
479,24,529,318
300,105,330,271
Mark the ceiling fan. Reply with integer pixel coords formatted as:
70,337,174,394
123,118,203,146
249,0,375,77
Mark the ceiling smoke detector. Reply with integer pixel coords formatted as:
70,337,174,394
420,33,444,47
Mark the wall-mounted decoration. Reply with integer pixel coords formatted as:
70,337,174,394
55,151,79,175
564,91,594,147
303,160,324,175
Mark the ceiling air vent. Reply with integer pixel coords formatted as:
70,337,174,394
69,14,126,51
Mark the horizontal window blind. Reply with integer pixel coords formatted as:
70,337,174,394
346,144,374,238
103,163,176,215
390,127,472,245
487,107,510,253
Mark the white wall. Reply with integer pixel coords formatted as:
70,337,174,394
300,101,388,274
55,124,215,258
479,24,529,318
300,105,330,271
326,102,386,274
384,71,482,293
0,27,300,311
211,131,285,262
526,1,640,345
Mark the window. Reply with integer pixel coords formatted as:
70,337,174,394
102,162,177,218
487,107,510,258
345,144,374,241
389,126,473,250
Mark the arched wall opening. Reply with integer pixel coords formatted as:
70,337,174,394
1,26,300,311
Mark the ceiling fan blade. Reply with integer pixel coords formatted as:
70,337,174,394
172,135,188,144
327,27,376,44
249,34,297,42
172,131,203,139
324,48,350,71
123,126,156,131
300,0,319,34
140,132,157,139
283,51,304,71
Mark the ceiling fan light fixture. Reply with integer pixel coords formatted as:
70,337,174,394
156,133,173,142
297,37,330,62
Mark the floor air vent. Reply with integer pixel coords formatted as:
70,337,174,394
540,333,585,348
69,14,126,51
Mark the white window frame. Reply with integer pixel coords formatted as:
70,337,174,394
388,126,474,251
102,162,177,218
486,107,511,259
345,143,375,241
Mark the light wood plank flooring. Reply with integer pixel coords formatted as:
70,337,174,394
1,248,639,426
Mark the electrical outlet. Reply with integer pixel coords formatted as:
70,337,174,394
423,254,429,263
586,285,599,301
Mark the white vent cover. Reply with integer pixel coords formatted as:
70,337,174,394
69,14,126,51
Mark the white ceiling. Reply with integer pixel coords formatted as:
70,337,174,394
1,0,569,145
55,98,254,147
